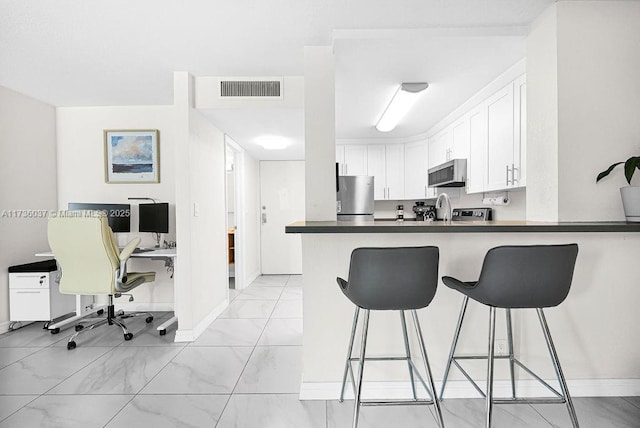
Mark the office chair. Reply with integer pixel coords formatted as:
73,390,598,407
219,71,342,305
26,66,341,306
48,211,156,349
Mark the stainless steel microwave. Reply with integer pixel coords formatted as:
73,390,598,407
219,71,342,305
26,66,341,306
428,158,467,187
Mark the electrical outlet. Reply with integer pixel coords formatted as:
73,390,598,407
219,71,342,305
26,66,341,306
495,339,508,356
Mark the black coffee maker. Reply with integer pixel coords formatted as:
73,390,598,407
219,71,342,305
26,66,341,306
413,201,436,221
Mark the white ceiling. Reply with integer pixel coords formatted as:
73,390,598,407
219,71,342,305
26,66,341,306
0,0,552,160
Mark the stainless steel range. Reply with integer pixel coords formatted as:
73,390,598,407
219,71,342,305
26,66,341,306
451,208,492,221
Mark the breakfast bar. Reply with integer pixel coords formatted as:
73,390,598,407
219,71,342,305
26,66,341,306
286,220,640,400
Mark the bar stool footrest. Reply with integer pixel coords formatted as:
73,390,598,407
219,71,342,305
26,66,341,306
493,398,567,405
361,399,435,407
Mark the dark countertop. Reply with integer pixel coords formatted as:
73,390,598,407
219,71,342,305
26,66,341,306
286,220,640,234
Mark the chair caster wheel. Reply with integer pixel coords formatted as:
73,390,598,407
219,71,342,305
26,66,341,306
97,309,104,315
145,316,153,323
75,325,84,332
67,341,76,350
159,329,166,336
50,328,60,334
124,333,133,341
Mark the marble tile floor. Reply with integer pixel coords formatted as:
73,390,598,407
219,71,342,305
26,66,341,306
0,275,638,427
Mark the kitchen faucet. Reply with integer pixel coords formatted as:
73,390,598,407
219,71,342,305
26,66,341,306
436,192,452,223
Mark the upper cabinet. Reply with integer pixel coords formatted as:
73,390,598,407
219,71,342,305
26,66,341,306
471,73,527,193
367,145,404,200
404,140,429,200
428,118,470,169
336,144,367,176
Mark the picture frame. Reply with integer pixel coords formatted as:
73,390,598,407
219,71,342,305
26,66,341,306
104,129,160,183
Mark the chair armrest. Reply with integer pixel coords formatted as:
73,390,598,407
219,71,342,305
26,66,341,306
120,237,142,262
336,277,348,291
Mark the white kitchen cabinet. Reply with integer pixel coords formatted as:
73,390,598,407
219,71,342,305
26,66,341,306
404,140,429,199
485,83,515,191
385,144,405,200
336,145,367,176
453,74,527,194
467,105,487,194
428,129,453,168
484,75,526,192
428,117,469,170
513,75,527,187
367,144,404,200
451,117,470,161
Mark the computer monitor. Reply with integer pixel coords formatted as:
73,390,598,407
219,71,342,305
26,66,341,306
139,202,169,234
67,202,131,233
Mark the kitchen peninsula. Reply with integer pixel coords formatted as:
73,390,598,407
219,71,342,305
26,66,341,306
287,220,640,400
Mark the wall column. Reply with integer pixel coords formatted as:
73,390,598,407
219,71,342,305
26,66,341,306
304,46,337,221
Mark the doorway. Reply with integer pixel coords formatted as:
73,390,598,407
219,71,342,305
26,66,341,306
226,137,248,291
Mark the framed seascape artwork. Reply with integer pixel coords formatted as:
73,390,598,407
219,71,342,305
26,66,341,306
104,129,160,183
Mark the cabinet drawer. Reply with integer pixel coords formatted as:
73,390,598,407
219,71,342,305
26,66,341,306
9,289,52,321
9,272,55,289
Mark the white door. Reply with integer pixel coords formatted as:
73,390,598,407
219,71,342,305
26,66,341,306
260,161,305,274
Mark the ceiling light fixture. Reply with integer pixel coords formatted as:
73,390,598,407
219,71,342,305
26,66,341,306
375,82,429,132
255,136,290,150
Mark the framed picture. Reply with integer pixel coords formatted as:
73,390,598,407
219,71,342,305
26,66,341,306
104,129,160,183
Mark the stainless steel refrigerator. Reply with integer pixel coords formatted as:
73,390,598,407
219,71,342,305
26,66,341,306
337,176,374,221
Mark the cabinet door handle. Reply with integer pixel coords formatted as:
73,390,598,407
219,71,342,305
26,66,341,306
512,164,518,184
16,291,41,294
506,165,512,186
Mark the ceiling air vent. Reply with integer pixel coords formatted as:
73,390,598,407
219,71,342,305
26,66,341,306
220,80,281,98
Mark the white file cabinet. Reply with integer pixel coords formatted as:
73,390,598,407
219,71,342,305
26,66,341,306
8,259,75,328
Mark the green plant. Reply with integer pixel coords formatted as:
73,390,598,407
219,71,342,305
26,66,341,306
596,156,640,185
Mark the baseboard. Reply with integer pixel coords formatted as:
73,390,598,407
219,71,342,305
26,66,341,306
299,379,640,401
242,270,260,290
0,321,11,334
173,298,228,342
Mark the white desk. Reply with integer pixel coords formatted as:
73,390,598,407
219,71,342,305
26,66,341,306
128,248,177,335
35,248,178,335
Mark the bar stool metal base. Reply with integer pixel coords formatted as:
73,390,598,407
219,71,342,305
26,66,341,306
339,308,445,428
440,296,579,428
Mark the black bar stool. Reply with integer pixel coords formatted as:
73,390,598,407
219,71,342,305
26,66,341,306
440,244,579,428
337,246,445,428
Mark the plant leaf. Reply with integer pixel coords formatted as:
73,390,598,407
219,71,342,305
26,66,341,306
624,157,640,185
596,162,623,183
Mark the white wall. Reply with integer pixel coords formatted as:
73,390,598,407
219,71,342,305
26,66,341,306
527,1,640,221
0,86,57,330
173,72,228,341
56,105,177,308
556,1,640,221
526,4,559,222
